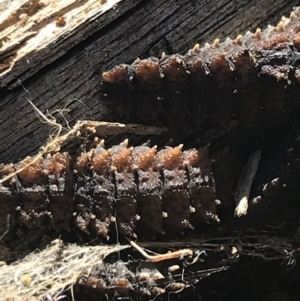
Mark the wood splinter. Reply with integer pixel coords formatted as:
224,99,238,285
234,150,262,217
129,240,193,262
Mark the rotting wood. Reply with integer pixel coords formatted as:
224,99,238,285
0,0,144,86
0,0,298,165
2,1,298,300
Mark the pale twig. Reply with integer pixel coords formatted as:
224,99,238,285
129,240,193,262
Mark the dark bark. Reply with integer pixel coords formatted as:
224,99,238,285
1,1,300,301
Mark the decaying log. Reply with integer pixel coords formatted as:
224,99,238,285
0,0,143,85
1,1,300,301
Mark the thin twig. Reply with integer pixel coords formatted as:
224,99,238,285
129,240,193,262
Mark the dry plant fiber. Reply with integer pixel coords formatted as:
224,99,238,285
0,239,129,301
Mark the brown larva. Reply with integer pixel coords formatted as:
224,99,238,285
80,261,187,298
0,142,218,241
101,7,300,145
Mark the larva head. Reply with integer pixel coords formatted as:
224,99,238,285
137,270,151,281
254,28,261,40
290,11,297,20
102,64,129,84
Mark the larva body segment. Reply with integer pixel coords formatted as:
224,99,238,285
198,41,236,128
132,146,164,237
80,261,190,299
184,50,210,129
102,64,134,122
158,145,192,232
101,8,300,140
160,55,189,127
0,143,218,240
0,163,16,234
45,152,74,231
223,39,259,126
131,58,165,126
184,148,218,224
15,157,48,228
74,151,97,234
74,146,116,238
90,146,115,239
111,144,138,239
80,262,169,298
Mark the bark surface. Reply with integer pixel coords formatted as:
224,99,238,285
1,1,300,301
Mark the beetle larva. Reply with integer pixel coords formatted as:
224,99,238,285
101,7,300,144
0,142,217,240
78,261,188,298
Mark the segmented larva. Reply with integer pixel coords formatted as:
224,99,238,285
0,141,218,240
101,8,300,142
78,261,188,298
